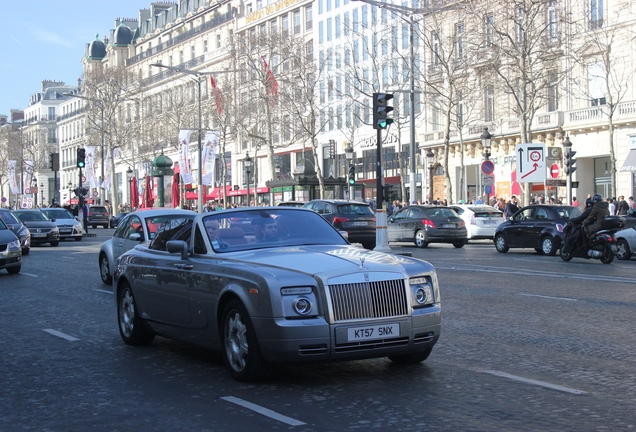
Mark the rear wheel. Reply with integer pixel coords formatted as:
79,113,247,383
92,225,97,229
117,282,154,345
7,265,21,274
616,239,632,260
541,236,556,256
389,347,432,364
99,253,112,285
453,240,466,248
50,241,59,247
494,235,509,253
103,224,109,229
600,244,614,264
414,230,428,248
22,247,30,256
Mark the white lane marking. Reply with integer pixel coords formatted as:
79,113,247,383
519,293,577,301
221,396,306,426
483,370,587,395
94,289,113,295
19,272,38,277
62,256,74,259
43,329,80,342
435,265,634,284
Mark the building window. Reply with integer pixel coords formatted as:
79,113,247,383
353,9,359,32
588,61,607,106
484,85,495,122
547,1,558,42
327,18,332,41
431,31,440,64
455,22,465,62
547,71,558,112
319,21,324,44
484,13,494,47
191,46,196,60
306,5,313,30
335,15,341,38
282,14,289,37
590,0,604,29
294,9,301,34
432,96,442,131
516,6,525,44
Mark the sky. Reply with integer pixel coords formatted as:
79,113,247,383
0,0,156,117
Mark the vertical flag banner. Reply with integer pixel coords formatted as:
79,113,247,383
262,56,278,106
179,129,194,184
8,160,19,194
202,130,219,186
102,149,112,191
86,146,99,188
23,161,34,194
210,76,224,114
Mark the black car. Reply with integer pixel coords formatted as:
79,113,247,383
12,209,60,247
87,205,111,229
494,204,577,255
0,209,31,255
109,211,130,228
388,206,468,248
303,199,376,249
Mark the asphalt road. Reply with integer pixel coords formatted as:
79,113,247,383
1,230,635,431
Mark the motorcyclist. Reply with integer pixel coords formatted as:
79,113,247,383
564,198,593,251
583,194,610,239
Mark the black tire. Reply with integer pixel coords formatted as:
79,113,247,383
99,253,112,285
50,241,59,247
75,236,82,242
453,240,466,248
7,265,21,274
600,244,614,264
117,282,154,345
221,299,270,382
414,230,428,248
103,224,109,229
92,225,97,229
494,234,509,253
22,248,30,256
540,236,557,256
388,347,433,364
560,247,573,262
616,239,632,260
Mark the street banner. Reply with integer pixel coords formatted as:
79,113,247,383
178,129,194,185
8,160,19,194
202,130,219,186
23,160,34,194
86,146,99,188
102,149,112,191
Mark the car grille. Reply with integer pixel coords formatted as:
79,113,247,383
328,279,408,322
0,244,6,252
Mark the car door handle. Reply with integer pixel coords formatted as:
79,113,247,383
174,263,194,270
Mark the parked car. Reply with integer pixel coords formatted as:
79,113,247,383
0,208,30,255
303,199,376,249
448,205,504,240
113,207,441,382
40,208,83,241
0,218,21,274
99,209,197,284
109,211,130,229
494,204,577,255
87,205,110,229
615,224,636,260
388,206,468,248
12,209,60,247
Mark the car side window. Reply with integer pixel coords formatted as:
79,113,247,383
125,216,144,240
517,208,534,221
392,209,407,221
408,208,421,219
193,224,207,254
535,208,549,219
113,216,129,238
314,202,326,215
148,218,193,251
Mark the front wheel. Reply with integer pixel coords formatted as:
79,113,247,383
541,236,557,256
453,240,466,248
616,239,632,260
7,265,21,274
117,282,154,345
22,248,30,256
75,236,82,242
600,244,614,264
560,247,573,262
50,241,59,247
414,230,428,248
388,347,433,364
494,235,509,253
221,300,270,382
100,253,112,285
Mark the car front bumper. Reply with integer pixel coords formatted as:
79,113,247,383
252,306,441,363
0,249,22,270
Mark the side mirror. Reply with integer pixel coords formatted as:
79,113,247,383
508,216,514,222
167,240,189,260
51,218,56,222
129,233,144,242
388,217,395,223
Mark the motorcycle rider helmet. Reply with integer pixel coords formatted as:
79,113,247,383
592,193,603,203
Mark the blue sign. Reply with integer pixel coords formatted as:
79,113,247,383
481,160,495,175
485,185,493,194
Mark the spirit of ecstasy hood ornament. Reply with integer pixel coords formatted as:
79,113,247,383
359,257,367,270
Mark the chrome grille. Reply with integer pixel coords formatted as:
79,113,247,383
328,279,408,322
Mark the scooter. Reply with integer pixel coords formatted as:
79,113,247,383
560,216,625,264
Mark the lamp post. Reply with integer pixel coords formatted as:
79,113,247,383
40,183,44,207
244,153,252,207
126,167,133,209
426,149,435,203
63,93,105,206
563,136,573,205
480,127,493,203
345,142,354,201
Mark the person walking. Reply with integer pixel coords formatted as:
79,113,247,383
503,195,520,218
616,195,629,215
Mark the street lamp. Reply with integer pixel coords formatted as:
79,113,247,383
426,149,435,203
480,127,493,203
345,142,354,201
244,153,252,207
275,163,281,178
126,167,133,209
40,183,44,207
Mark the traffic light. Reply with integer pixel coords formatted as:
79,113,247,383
348,165,356,185
383,184,394,200
373,93,394,130
564,148,577,175
49,152,59,171
77,148,86,168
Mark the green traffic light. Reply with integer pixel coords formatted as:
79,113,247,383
348,178,355,185
78,162,85,168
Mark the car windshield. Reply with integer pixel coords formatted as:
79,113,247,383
471,207,502,217
560,206,580,219
13,211,49,222
424,208,458,218
41,209,74,220
335,203,375,216
203,208,348,252
0,211,21,225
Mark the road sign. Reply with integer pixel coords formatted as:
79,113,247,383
92,191,99,197
482,174,494,186
516,143,546,183
545,179,567,187
481,160,495,175
547,146,562,160
485,185,493,194
81,175,87,183
25,188,31,194
551,163,559,179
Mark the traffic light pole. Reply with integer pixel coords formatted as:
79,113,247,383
376,128,383,209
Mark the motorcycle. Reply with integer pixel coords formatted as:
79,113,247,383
560,215,625,264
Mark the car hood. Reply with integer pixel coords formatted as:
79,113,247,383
5,224,25,236
53,218,79,225
23,221,56,229
223,245,434,278
0,229,18,243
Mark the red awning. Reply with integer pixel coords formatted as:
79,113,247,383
66,197,96,205
205,185,233,200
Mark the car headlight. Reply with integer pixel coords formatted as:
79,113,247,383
52,227,59,233
8,239,20,250
409,276,437,307
281,287,318,318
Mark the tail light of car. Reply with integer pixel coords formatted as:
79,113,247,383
332,217,349,225
556,224,564,232
88,211,94,216
421,219,436,228
105,212,110,218
458,220,466,228
470,214,476,225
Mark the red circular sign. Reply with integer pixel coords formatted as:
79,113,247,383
481,160,495,175
551,163,559,179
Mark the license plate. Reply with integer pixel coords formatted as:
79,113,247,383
60,230,72,233
483,220,497,225
32,233,47,237
442,224,455,228
347,323,399,342
353,221,369,226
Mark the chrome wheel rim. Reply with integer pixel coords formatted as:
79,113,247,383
415,231,425,246
100,256,109,281
616,241,628,259
225,311,248,372
542,238,553,254
496,236,505,250
119,289,135,338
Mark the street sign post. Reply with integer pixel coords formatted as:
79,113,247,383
515,143,547,183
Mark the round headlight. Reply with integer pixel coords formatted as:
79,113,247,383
415,288,428,304
293,297,313,315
